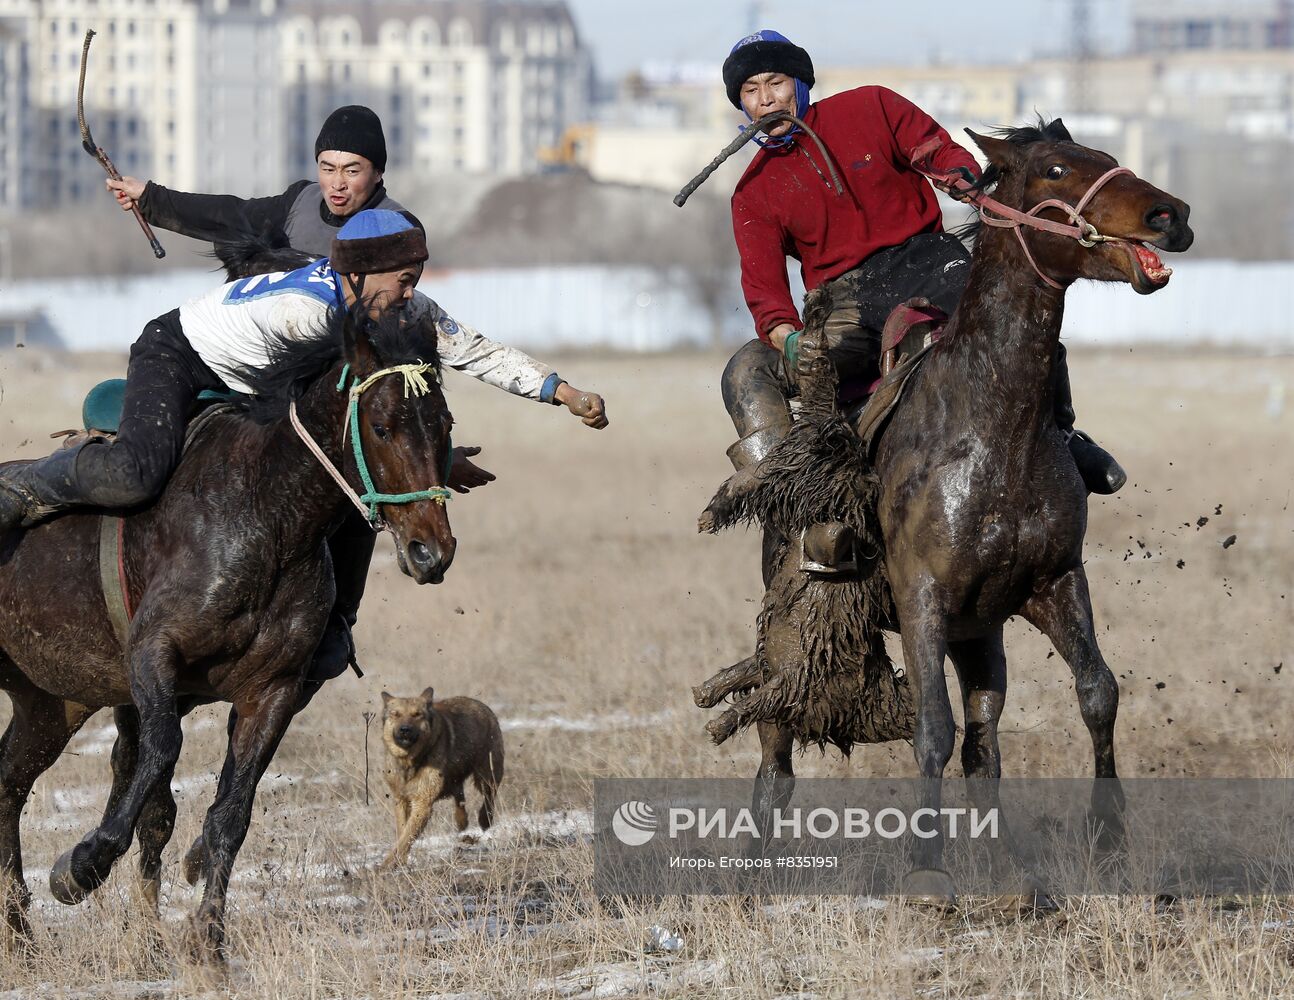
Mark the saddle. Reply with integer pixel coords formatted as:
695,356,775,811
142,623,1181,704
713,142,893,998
53,378,240,648
847,297,951,460
51,378,235,445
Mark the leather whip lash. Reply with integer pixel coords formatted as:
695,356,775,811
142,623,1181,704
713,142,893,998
78,29,166,259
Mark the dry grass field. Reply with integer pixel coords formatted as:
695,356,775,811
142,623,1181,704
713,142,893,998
0,346,1291,999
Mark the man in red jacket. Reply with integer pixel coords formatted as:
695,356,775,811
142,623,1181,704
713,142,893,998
718,31,1125,557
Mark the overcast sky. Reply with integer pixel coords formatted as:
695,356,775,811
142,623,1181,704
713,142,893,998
566,0,1132,79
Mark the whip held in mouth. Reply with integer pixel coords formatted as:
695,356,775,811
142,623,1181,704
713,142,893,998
673,111,844,208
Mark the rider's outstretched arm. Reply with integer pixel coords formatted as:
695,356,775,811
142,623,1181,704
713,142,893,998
413,295,607,428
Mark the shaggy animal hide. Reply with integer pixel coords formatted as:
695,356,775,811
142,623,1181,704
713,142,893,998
698,288,914,752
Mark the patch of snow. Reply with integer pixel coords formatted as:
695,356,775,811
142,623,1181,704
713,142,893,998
897,947,945,966
533,959,727,999
500,709,675,733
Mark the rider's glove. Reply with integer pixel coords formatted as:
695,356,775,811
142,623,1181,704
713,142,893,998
937,166,979,202
782,330,804,366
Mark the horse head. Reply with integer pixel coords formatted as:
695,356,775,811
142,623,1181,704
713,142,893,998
340,309,456,585
965,119,1193,295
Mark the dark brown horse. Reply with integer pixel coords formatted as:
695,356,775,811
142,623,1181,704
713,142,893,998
699,120,1193,906
0,306,456,960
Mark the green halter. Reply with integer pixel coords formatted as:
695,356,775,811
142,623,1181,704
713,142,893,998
338,361,453,523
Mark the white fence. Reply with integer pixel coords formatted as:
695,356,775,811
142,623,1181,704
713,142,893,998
1,259,1291,353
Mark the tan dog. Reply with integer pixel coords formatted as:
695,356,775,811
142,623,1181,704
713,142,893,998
378,688,504,869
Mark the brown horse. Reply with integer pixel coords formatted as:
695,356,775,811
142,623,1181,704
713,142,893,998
699,119,1193,906
0,306,456,960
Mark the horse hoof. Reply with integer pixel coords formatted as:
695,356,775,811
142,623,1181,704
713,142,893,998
992,882,1060,917
901,868,958,912
182,836,207,887
183,913,227,968
49,849,95,906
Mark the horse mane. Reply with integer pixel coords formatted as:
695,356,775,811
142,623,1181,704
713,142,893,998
996,115,1074,147
209,237,316,282
233,307,444,425
948,116,1075,248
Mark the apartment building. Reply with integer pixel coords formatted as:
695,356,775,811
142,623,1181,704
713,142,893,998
279,0,591,176
0,0,281,208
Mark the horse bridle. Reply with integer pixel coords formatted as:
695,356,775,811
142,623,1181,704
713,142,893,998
934,165,1136,290
289,362,453,532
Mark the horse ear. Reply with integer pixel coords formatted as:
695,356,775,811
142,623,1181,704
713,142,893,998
340,305,379,371
420,686,436,706
337,274,379,370
964,128,1021,172
1047,117,1074,142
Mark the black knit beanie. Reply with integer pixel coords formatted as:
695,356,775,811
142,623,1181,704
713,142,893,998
721,31,815,109
315,105,388,172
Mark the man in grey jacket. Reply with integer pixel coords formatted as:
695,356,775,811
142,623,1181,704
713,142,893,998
107,105,413,257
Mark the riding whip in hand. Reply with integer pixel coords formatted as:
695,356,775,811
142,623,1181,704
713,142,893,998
78,30,166,259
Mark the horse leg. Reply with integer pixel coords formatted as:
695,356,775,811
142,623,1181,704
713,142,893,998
750,722,794,855
0,669,94,948
182,669,335,886
181,707,238,887
188,679,300,962
49,640,183,905
897,586,957,907
948,633,1055,913
1023,567,1125,848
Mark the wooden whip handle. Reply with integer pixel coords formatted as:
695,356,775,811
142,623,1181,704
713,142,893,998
94,145,165,259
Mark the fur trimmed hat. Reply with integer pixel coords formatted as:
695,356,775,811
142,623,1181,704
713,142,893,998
330,210,428,275
315,105,388,172
721,30,815,109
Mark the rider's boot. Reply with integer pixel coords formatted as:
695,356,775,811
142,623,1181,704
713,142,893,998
707,337,855,573
0,444,91,533
297,517,376,711
1054,346,1126,495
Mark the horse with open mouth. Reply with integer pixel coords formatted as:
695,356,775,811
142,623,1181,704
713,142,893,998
0,299,455,961
698,118,1193,909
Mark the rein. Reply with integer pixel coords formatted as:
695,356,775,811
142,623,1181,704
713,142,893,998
289,361,452,532
932,165,1136,290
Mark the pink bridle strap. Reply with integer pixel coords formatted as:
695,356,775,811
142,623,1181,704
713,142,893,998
923,163,1136,290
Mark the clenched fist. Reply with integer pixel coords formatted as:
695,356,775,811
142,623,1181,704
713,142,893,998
554,382,608,429
106,176,147,211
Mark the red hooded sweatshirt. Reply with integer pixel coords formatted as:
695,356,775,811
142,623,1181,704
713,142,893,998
731,85,980,342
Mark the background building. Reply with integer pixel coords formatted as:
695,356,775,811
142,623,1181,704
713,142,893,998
1131,0,1294,53
0,18,33,214
0,0,282,209
281,1,590,177
0,0,590,208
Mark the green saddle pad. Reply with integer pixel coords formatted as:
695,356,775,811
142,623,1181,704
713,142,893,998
82,379,234,434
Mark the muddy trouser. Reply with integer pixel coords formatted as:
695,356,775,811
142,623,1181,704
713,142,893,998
722,231,1080,444
71,309,229,507
722,232,973,445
